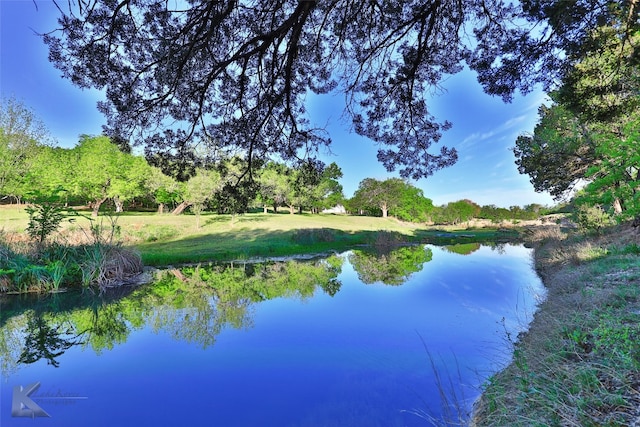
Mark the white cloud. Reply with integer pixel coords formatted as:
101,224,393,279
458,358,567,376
459,113,530,150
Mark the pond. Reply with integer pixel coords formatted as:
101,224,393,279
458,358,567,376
1,243,544,426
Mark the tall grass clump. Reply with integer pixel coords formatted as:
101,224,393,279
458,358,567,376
78,243,143,290
0,201,143,294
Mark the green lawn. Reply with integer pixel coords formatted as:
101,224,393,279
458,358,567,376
0,206,520,265
128,212,426,264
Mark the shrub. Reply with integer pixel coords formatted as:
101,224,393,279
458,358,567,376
291,228,336,245
574,205,615,234
25,201,67,244
368,230,402,248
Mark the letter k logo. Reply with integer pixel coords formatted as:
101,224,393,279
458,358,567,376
12,382,50,418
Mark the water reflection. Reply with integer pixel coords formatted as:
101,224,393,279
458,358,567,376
443,242,481,255
348,245,433,285
0,245,544,427
0,255,345,373
19,314,83,368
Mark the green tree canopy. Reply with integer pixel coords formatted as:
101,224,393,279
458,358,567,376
144,167,182,213
514,11,639,220
26,146,77,201
393,184,433,223
350,177,433,221
73,135,152,216
256,162,290,213
350,178,406,218
433,200,481,225
513,103,596,199
109,155,154,212
0,98,51,201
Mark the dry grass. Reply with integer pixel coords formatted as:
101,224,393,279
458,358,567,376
472,222,640,426
88,245,144,290
524,224,567,244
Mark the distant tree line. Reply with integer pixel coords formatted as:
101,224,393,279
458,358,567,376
345,178,550,224
1,97,553,224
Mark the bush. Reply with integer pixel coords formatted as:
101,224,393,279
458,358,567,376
368,230,402,248
25,202,67,244
574,205,615,234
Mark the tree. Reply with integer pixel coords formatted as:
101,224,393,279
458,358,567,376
556,23,640,219
171,169,222,216
25,146,77,202
183,169,223,226
393,185,433,222
577,120,640,219
313,162,345,213
145,167,181,214
72,135,150,216
514,12,639,219
109,155,153,212
256,163,290,213
0,98,51,201
513,103,597,200
283,167,303,215
478,205,512,223
434,200,481,225
351,178,427,219
285,159,343,214
210,157,259,215
554,24,640,129
44,1,632,183
73,135,119,215
350,178,399,218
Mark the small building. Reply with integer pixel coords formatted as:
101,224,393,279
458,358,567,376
321,204,346,214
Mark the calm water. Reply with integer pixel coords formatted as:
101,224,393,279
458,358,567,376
1,243,544,426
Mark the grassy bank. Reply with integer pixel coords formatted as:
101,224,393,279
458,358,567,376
472,224,640,426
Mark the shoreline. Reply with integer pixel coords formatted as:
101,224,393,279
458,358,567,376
471,223,640,426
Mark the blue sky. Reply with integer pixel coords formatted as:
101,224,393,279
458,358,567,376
1,0,555,208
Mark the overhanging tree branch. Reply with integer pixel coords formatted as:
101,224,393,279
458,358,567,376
43,0,630,182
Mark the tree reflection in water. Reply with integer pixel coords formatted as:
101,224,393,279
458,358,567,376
348,245,433,286
443,243,481,256
1,255,344,372
18,314,83,368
